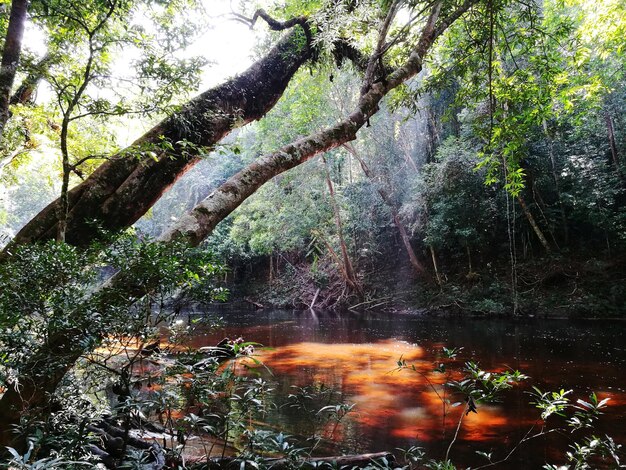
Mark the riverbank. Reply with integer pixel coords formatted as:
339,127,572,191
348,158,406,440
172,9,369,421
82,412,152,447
220,252,626,317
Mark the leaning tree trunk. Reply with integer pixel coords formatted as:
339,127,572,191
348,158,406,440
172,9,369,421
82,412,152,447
322,155,363,296
344,143,427,276
516,195,552,254
2,27,312,252
160,0,481,246
0,0,479,447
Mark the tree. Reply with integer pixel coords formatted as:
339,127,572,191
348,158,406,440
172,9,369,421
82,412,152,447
0,0,28,136
2,0,490,253
415,137,500,274
30,0,626,457
2,18,313,250
344,142,427,276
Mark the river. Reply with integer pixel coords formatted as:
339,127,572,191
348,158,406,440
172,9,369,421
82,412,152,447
179,308,626,468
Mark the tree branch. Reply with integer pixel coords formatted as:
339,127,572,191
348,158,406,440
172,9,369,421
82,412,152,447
231,9,311,43
4,28,313,250
332,39,369,72
362,0,402,94
162,0,473,246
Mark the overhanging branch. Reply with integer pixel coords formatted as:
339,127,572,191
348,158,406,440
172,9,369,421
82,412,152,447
162,0,474,247
3,28,313,251
332,39,372,73
232,8,312,43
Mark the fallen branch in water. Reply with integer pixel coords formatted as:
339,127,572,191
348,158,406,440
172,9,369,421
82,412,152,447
309,288,321,310
86,421,166,469
204,451,395,469
348,296,393,311
244,298,265,309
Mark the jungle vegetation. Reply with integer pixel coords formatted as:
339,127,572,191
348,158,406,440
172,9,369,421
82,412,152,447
0,0,624,467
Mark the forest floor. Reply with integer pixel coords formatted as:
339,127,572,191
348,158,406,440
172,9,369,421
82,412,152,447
411,254,626,317
221,252,626,318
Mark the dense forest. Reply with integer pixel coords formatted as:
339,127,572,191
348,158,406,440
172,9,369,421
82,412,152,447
0,0,624,468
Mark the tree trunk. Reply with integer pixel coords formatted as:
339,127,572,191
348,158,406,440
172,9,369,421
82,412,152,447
344,143,427,275
531,182,560,251
425,107,440,163
269,254,273,284
429,245,443,286
542,120,569,244
316,231,354,287
516,195,552,254
4,0,477,256
160,1,455,246
3,28,312,252
605,112,624,182
0,0,29,137
396,121,420,172
322,156,362,295
57,115,72,242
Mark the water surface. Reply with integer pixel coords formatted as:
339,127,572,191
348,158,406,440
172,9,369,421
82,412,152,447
184,309,626,468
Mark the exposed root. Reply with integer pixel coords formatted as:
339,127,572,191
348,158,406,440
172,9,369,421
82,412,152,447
204,451,394,469
87,421,166,469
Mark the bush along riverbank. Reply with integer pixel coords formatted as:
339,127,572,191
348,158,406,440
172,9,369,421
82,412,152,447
217,249,625,317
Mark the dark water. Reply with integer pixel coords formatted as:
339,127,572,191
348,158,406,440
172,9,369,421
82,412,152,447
184,309,626,468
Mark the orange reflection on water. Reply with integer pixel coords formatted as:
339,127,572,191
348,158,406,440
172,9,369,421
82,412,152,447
241,340,522,446
597,391,625,406
92,336,150,356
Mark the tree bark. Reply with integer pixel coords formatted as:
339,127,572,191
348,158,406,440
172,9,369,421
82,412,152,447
344,143,427,275
323,155,362,295
425,106,440,163
516,195,552,254
0,0,29,137
605,112,624,182
2,27,312,252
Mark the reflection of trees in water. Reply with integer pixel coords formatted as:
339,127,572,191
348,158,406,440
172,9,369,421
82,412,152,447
193,311,626,467
242,340,525,455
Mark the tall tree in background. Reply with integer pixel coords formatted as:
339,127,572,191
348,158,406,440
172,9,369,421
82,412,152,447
0,0,28,136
